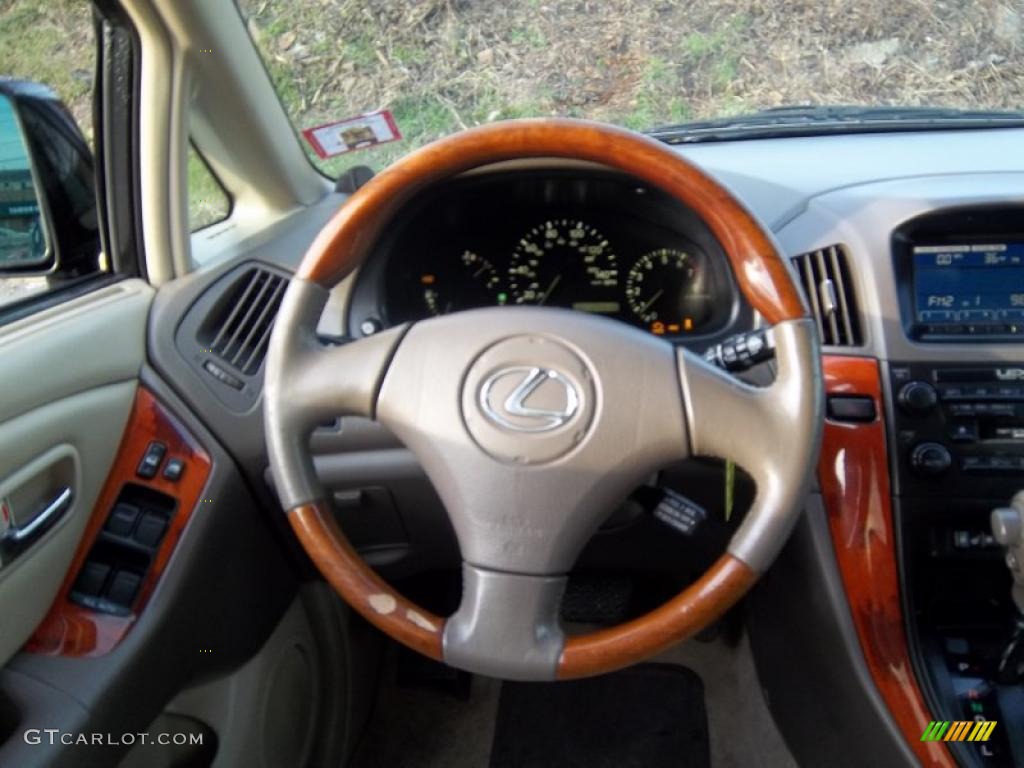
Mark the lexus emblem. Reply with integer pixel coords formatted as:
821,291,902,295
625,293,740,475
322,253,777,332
479,366,580,433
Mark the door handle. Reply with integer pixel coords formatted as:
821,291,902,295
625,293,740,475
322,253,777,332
0,486,73,564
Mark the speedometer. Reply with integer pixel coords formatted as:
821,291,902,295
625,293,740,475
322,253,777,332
508,219,619,309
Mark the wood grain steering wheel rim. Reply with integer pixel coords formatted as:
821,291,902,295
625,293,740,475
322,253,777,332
268,118,817,680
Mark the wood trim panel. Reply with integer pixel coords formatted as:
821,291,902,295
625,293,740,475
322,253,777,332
820,355,954,767
288,501,445,660
296,118,807,325
558,554,757,679
26,387,212,657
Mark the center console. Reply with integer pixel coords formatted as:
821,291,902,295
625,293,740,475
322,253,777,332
889,208,1024,767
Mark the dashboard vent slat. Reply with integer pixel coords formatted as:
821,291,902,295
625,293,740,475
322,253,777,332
203,267,288,376
791,245,862,347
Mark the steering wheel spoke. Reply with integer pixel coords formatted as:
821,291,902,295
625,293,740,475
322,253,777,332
265,277,407,509
677,319,822,571
445,562,568,680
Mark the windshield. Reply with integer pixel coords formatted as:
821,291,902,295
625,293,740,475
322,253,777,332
238,1,1024,175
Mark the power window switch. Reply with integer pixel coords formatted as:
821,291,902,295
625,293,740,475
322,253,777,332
134,512,167,548
74,562,111,597
137,442,167,479
105,503,139,537
106,570,142,607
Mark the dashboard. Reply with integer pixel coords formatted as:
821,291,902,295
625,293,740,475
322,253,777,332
347,171,740,339
154,126,1024,768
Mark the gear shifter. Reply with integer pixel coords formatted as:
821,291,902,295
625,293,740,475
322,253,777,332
992,491,1024,684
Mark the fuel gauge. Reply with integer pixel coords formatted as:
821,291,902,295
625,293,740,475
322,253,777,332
625,248,711,333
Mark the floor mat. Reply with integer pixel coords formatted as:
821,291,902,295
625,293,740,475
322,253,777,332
489,663,709,768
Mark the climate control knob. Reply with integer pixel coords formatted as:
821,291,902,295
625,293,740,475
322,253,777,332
898,380,938,415
910,442,952,476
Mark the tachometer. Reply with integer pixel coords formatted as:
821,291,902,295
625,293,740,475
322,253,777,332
420,250,506,316
508,219,619,308
625,248,711,334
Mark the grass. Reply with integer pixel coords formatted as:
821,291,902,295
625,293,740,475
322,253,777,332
236,0,1024,176
187,147,231,230
5,0,1024,223
0,0,95,141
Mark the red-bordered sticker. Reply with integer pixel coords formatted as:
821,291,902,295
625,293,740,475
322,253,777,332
302,110,402,159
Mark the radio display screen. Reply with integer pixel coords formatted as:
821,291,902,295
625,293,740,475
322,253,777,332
913,243,1024,330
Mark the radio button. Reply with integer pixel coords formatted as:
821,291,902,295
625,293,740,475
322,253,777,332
990,456,1016,471
962,455,1024,473
949,421,979,443
910,442,953,475
939,386,965,401
899,381,939,414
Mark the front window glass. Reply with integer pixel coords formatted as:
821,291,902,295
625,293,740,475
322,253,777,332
238,2,1024,175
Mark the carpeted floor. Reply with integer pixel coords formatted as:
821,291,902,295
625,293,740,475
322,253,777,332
348,630,797,768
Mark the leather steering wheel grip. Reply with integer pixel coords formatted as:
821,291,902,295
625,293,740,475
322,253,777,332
290,501,445,660
267,118,819,680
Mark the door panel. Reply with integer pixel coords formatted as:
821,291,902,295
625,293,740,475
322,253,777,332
0,280,152,666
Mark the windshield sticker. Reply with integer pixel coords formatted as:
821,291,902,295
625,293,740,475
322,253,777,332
302,110,402,159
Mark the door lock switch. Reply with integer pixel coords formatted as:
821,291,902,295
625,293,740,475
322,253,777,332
137,442,167,479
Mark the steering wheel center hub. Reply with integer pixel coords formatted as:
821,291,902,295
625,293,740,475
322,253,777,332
462,334,596,464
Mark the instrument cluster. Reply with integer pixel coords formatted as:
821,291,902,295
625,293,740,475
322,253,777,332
350,171,738,338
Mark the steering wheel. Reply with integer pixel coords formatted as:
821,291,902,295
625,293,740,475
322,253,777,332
264,119,822,681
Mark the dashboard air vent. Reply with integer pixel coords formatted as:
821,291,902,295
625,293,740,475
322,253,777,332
203,267,287,376
791,245,862,346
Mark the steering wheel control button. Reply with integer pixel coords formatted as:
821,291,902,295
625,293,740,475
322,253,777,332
136,441,167,479
462,335,596,464
703,329,774,372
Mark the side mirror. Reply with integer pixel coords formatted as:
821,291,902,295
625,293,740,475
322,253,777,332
0,79,99,277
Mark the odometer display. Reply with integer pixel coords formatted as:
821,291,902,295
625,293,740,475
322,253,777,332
508,220,618,306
